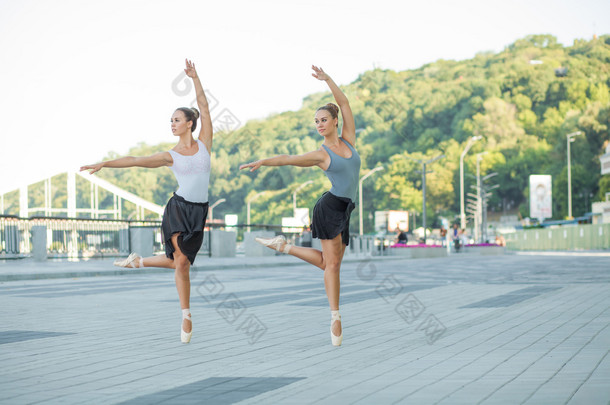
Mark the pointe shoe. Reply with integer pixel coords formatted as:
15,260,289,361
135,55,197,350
181,313,192,344
114,252,141,268
331,312,343,347
255,235,291,254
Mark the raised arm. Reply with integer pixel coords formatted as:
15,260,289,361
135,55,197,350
239,149,327,172
184,59,213,153
312,65,356,146
80,152,173,175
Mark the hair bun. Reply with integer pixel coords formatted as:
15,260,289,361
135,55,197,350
190,107,200,120
326,103,339,115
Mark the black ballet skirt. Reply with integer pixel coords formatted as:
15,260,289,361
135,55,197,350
161,193,209,265
311,191,355,246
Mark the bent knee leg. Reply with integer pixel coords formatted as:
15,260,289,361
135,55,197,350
174,255,190,272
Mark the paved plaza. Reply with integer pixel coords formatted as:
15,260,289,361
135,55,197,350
1,251,609,404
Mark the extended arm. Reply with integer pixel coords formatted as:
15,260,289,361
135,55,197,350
184,59,213,152
239,150,327,172
312,65,356,146
80,152,173,174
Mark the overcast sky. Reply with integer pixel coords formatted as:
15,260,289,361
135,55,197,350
1,0,608,194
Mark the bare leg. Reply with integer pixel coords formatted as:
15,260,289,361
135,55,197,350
117,253,175,269
258,233,347,338
141,255,176,269
171,234,192,333
266,234,348,271
285,245,326,270
321,234,344,337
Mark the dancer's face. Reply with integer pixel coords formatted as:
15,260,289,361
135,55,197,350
314,111,337,136
171,111,191,136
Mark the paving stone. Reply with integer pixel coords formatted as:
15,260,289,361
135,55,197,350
0,252,609,403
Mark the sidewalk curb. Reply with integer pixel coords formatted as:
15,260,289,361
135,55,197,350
0,255,403,282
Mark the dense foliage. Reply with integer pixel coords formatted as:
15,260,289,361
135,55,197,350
9,35,610,231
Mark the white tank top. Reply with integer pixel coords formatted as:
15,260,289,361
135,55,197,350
168,139,211,203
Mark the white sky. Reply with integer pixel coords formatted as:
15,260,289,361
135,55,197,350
1,0,609,193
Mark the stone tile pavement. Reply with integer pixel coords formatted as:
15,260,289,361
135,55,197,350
0,251,609,404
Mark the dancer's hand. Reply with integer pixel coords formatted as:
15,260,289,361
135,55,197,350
239,160,263,172
184,59,198,79
311,65,330,81
80,162,104,174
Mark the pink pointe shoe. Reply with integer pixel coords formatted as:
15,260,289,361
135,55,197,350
113,253,142,268
181,312,192,344
331,312,343,347
255,235,292,254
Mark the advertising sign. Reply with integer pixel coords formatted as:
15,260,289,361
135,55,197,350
530,175,552,221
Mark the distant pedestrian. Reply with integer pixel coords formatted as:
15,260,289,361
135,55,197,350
301,226,313,247
394,227,408,244
240,65,361,346
80,59,213,344
452,223,461,251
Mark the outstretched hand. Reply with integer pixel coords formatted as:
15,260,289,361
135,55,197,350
311,65,330,81
239,160,263,172
184,59,198,79
80,163,104,175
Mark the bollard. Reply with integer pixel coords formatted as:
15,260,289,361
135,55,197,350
31,224,48,261
130,227,154,258
244,231,275,257
211,230,236,257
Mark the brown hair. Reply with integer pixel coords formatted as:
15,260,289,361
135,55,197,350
175,107,200,132
316,103,339,127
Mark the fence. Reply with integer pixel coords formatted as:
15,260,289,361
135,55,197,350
1,215,386,260
1,215,164,259
503,223,610,251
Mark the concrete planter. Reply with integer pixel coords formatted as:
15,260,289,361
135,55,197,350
389,246,448,259
463,245,505,255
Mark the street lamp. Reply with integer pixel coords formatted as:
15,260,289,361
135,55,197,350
358,166,384,235
474,152,488,242
460,135,482,229
406,154,445,244
246,191,266,232
293,180,313,217
209,198,226,224
566,131,583,219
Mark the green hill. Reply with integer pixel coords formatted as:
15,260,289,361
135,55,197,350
13,34,608,231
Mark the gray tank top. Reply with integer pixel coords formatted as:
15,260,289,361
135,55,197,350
321,138,361,202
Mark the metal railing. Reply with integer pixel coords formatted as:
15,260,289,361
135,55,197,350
0,216,30,258
0,215,165,259
503,223,610,251
0,215,389,259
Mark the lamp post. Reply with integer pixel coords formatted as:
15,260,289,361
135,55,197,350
246,191,266,232
406,155,445,244
358,167,383,235
293,180,313,217
566,131,583,219
209,198,226,224
475,152,487,243
460,135,482,229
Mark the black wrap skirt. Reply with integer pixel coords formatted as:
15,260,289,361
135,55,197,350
161,193,209,265
311,191,355,246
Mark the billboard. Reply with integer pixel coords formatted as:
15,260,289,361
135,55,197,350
375,210,409,232
281,208,310,233
530,175,552,221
